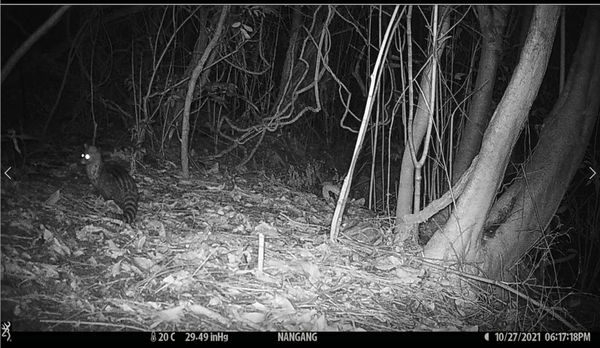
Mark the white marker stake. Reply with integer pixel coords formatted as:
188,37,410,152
257,233,264,273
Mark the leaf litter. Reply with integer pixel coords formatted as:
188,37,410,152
0,156,507,332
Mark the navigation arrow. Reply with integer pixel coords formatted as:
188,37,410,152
590,167,597,180
4,167,12,180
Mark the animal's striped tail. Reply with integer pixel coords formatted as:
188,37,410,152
120,192,138,224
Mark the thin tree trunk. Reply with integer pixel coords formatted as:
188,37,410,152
394,6,451,242
275,6,303,106
181,6,229,178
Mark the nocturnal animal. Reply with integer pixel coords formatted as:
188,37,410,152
81,144,139,223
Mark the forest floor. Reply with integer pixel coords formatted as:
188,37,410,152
0,145,548,332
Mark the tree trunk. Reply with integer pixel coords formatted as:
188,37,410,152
275,6,303,106
423,6,560,264
273,6,331,117
452,5,509,184
394,6,451,242
170,8,209,137
482,6,600,281
181,6,229,178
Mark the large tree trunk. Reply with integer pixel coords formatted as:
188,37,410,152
452,5,509,184
482,6,600,281
423,6,561,264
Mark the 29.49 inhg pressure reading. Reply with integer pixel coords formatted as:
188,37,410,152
151,332,229,343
